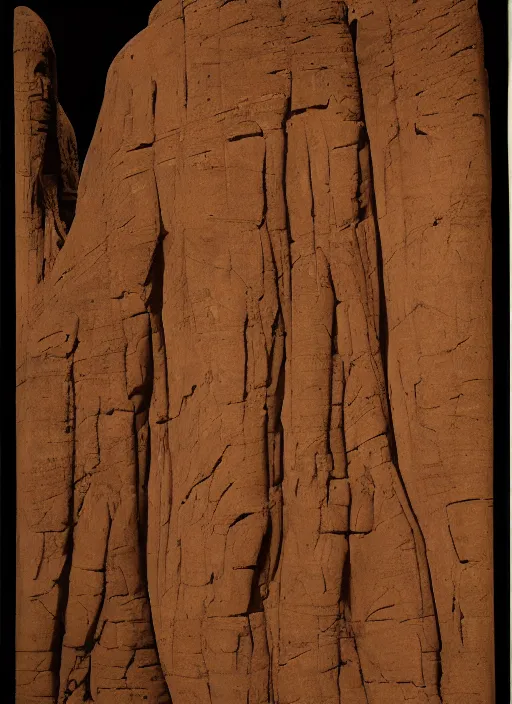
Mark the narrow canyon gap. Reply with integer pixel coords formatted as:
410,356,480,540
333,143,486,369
14,2,493,704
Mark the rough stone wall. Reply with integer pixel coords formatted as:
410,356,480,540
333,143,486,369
15,2,493,704
347,3,493,701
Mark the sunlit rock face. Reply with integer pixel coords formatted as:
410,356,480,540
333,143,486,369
15,2,493,704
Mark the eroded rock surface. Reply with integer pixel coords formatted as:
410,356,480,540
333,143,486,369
15,2,493,703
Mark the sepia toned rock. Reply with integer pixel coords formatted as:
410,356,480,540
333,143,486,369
15,2,494,703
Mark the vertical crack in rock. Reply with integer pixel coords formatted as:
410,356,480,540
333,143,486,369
347,0,494,700
348,11,444,700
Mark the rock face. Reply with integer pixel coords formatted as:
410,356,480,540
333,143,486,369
14,2,493,704
14,6,79,366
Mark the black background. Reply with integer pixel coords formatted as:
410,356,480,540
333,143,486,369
2,1,509,701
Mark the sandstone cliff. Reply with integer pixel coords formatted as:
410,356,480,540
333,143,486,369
15,2,493,703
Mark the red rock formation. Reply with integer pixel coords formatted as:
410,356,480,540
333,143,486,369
15,2,493,703
349,3,493,702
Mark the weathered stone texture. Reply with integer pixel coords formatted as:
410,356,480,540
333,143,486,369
15,2,493,703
